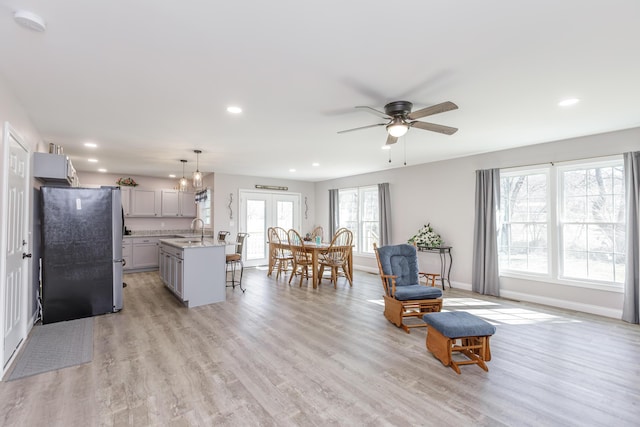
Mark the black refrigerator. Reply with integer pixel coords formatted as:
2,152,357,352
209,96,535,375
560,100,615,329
40,186,124,324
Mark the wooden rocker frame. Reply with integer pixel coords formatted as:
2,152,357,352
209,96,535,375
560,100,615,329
426,327,492,374
374,243,442,333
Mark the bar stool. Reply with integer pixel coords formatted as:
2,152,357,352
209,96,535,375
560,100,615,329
226,232,249,293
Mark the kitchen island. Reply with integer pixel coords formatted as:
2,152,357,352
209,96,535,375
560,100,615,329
158,238,226,307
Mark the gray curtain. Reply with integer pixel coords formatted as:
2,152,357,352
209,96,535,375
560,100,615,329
472,169,501,296
329,189,339,237
378,183,392,246
622,151,640,323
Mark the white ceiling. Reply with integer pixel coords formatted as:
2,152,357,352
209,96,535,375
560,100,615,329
1,0,639,182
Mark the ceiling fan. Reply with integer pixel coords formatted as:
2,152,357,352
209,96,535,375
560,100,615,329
338,100,458,145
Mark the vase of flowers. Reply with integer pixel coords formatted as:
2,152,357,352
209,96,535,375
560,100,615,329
408,223,443,248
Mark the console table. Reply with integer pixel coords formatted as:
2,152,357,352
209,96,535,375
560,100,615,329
416,246,452,290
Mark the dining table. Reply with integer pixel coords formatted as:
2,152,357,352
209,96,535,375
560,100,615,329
267,240,353,289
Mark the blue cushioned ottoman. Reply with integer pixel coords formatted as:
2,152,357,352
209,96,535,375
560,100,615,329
422,311,496,374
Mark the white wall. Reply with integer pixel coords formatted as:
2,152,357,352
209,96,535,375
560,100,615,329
0,74,44,340
212,173,316,238
315,127,640,318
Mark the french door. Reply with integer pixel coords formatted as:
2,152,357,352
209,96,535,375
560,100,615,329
239,190,300,267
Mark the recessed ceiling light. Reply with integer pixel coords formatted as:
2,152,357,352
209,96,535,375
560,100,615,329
168,174,176,178
381,145,391,150
98,168,107,173
558,98,580,107
84,142,97,148
88,158,98,163
312,162,319,167
226,106,242,114
289,168,296,172
14,10,46,32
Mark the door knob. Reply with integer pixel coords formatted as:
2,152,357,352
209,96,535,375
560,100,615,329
22,253,32,259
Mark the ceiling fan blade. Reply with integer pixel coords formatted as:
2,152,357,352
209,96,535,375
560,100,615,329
337,123,386,134
386,134,398,145
410,121,458,135
407,101,458,120
355,106,391,119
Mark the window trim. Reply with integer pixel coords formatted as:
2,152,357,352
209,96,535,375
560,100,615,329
498,155,625,290
338,185,379,255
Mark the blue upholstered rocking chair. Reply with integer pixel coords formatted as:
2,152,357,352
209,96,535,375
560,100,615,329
374,243,443,333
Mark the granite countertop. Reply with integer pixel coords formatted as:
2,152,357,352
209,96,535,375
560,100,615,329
159,237,226,249
124,229,214,239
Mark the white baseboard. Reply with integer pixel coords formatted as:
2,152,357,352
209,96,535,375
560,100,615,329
353,269,621,319
2,314,36,380
354,264,378,274
498,290,622,319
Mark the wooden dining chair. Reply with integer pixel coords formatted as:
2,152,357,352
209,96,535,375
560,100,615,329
287,229,313,287
268,227,294,279
318,228,353,288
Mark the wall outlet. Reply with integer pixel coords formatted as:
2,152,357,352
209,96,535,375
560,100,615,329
160,222,165,228
230,220,234,226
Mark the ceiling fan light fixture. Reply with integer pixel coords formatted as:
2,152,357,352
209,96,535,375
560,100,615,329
387,118,408,137
192,150,203,189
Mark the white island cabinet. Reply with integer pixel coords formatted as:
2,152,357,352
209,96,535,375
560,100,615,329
159,239,226,307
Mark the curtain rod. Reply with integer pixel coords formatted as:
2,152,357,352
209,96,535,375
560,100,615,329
496,153,624,171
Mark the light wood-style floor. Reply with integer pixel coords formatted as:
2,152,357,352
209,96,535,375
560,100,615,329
2,267,640,426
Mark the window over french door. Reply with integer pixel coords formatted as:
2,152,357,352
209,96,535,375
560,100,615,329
239,190,301,267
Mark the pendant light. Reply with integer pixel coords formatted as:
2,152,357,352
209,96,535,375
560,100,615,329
192,149,203,189
178,159,188,191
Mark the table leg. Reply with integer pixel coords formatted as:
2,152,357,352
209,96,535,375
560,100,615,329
312,249,318,289
439,251,446,290
267,242,275,276
446,250,453,288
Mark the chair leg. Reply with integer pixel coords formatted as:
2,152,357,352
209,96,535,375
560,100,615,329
237,260,245,293
342,264,352,286
288,263,296,284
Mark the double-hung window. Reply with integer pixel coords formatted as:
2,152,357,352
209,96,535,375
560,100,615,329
498,157,625,288
198,189,212,227
558,161,625,284
499,169,549,274
338,185,379,254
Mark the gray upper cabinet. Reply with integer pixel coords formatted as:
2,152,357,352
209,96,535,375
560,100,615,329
161,190,196,217
130,188,161,217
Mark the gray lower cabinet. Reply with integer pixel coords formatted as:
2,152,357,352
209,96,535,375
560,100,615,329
132,237,160,269
159,244,184,298
159,242,225,307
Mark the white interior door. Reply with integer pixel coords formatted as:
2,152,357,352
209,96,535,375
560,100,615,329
2,123,30,369
239,190,300,267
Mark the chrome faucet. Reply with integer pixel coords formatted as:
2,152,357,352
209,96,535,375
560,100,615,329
191,218,205,242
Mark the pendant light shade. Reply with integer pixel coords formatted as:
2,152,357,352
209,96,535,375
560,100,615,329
192,150,203,189
178,159,188,192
